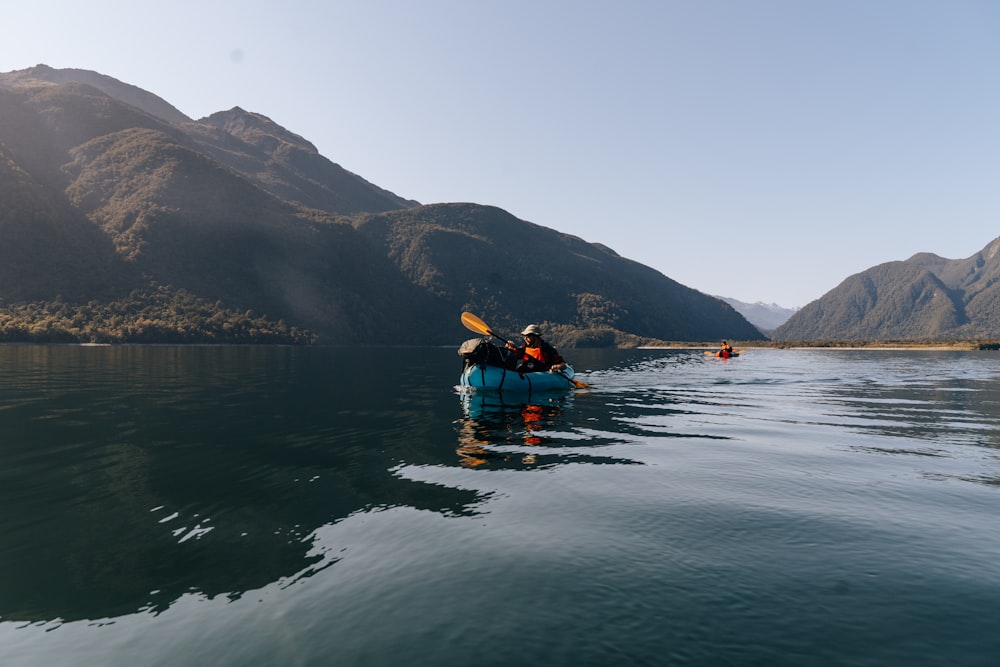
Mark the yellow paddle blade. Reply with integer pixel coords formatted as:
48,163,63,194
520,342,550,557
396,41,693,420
461,311,495,337
557,371,592,389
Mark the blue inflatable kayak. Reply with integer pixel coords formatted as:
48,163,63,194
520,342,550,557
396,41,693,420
460,362,577,393
458,337,577,393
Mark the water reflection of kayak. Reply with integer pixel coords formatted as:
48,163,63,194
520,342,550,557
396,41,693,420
456,390,573,467
459,390,573,422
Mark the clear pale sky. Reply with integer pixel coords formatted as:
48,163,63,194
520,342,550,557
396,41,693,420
5,1,999,307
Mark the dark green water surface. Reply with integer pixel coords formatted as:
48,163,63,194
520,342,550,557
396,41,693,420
2,346,999,665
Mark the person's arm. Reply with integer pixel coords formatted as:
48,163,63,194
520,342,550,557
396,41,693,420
546,344,566,370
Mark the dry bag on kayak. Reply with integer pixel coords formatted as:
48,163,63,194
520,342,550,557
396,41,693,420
458,337,511,369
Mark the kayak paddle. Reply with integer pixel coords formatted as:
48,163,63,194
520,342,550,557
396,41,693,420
460,312,591,388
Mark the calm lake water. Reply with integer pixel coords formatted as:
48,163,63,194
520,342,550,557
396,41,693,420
2,345,999,666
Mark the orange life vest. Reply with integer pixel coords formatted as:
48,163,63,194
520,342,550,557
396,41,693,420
515,340,563,371
523,345,546,363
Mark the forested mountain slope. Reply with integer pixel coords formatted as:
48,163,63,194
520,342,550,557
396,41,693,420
775,237,1000,341
0,65,762,345
354,203,762,344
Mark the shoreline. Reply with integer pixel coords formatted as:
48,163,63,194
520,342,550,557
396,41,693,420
639,342,991,351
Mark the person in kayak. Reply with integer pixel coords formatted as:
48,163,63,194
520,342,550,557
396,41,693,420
505,324,567,372
718,340,734,357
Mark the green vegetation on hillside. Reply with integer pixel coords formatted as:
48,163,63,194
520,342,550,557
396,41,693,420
0,286,313,344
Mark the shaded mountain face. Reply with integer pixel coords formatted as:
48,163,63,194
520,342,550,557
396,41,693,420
63,127,447,335
0,72,445,343
0,144,130,301
774,237,1000,340
0,65,763,345
353,203,763,344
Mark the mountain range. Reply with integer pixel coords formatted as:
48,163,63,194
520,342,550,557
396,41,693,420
715,297,798,334
774,237,1000,341
0,65,762,345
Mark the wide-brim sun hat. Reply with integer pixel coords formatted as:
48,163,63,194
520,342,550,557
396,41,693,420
521,324,542,336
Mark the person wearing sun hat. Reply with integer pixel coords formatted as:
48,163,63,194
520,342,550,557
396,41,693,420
504,324,566,372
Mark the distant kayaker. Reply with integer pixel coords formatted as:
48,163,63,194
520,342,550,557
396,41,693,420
506,324,567,372
719,340,734,357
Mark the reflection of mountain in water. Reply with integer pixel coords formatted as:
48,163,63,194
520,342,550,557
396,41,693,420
814,359,1000,459
0,346,479,623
